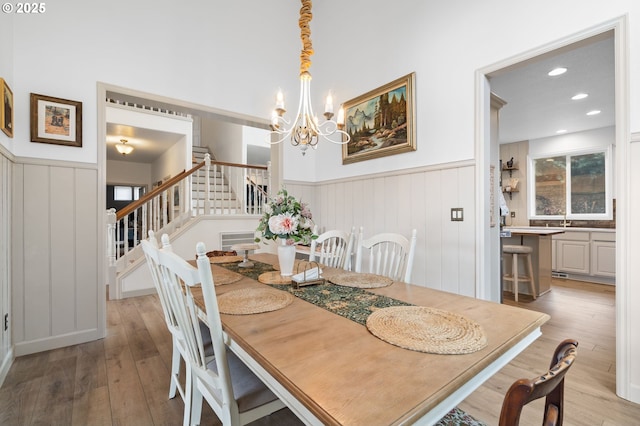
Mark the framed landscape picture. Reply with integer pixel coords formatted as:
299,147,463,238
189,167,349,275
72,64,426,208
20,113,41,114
30,93,83,147
342,72,416,164
0,78,13,138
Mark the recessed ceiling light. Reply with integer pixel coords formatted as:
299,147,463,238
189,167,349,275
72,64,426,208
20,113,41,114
571,93,588,100
586,110,601,116
548,67,567,76
556,129,567,134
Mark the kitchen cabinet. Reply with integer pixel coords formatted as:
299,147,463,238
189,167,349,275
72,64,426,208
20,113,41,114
552,229,615,283
591,232,615,278
556,238,590,275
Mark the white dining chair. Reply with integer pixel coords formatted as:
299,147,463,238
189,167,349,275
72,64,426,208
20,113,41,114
154,234,286,426
355,228,418,282
141,231,190,403
308,226,355,269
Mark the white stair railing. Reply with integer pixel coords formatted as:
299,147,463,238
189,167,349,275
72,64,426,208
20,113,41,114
106,155,271,269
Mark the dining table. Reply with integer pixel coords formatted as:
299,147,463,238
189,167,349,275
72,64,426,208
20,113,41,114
192,253,550,426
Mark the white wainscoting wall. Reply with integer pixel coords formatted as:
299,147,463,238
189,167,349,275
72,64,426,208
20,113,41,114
285,160,477,296
0,146,13,385
12,159,104,356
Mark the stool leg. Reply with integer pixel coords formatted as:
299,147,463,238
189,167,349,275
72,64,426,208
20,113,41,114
513,253,519,303
526,253,536,299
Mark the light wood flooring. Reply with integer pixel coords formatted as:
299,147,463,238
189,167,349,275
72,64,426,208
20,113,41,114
1,279,639,425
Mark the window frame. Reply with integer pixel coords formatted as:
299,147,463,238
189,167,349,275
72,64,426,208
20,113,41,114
528,146,613,221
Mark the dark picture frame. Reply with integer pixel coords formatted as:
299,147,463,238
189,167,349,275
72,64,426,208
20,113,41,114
342,72,416,164
30,93,82,147
0,78,13,138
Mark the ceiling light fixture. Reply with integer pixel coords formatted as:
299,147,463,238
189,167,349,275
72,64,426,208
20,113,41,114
571,93,588,100
586,110,601,116
548,67,567,76
556,129,567,134
269,0,350,155
115,139,134,155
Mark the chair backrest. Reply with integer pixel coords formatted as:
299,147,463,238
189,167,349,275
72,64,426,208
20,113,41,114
309,226,354,269
499,339,578,426
141,230,176,331
355,228,417,282
152,235,237,418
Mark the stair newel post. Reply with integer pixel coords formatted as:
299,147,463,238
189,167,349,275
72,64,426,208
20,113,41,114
106,208,117,266
204,153,211,215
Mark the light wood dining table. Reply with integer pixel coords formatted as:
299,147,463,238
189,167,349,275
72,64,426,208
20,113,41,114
193,253,549,426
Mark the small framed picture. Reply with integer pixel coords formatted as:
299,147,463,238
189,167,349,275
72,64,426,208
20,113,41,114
0,78,13,138
30,93,82,147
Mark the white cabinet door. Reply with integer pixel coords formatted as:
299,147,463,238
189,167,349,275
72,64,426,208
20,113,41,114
556,240,590,275
592,241,615,277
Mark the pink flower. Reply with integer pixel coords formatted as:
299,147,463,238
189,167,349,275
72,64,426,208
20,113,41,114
268,212,299,235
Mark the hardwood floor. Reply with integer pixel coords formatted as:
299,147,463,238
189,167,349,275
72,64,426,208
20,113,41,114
460,279,640,426
1,279,639,425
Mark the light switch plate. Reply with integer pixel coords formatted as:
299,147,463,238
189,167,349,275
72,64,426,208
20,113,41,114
451,208,464,221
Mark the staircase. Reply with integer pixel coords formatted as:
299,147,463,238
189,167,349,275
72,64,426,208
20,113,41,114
191,146,241,214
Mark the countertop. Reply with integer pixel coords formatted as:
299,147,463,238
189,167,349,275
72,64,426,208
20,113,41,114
505,226,615,234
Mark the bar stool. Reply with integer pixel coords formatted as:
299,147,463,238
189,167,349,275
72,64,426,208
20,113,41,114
503,244,536,302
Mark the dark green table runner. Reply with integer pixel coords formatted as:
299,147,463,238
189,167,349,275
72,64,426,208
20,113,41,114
215,260,411,325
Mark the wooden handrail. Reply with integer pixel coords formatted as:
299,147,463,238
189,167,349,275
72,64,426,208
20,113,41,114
247,177,268,198
115,159,268,220
116,163,201,220
213,160,268,170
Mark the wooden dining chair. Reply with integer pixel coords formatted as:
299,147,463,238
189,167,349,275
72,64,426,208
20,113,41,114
435,339,579,426
308,226,354,269
499,338,578,425
354,228,417,282
154,234,286,426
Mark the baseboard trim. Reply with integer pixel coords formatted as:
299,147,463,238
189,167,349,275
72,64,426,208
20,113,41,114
0,347,14,387
14,329,100,357
122,288,157,299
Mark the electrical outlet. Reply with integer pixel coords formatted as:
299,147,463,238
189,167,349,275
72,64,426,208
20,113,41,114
510,211,516,218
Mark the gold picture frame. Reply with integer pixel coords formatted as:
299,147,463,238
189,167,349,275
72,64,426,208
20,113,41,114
0,78,13,138
30,93,82,147
342,72,416,164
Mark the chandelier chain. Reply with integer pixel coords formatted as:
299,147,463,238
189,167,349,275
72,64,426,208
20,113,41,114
299,0,313,77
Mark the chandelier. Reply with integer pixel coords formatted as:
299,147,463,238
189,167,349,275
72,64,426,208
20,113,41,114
269,0,350,155
115,139,134,155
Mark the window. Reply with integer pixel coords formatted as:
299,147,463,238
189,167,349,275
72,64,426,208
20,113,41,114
529,147,612,220
113,185,144,201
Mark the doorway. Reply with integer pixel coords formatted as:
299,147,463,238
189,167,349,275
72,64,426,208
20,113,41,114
476,18,629,400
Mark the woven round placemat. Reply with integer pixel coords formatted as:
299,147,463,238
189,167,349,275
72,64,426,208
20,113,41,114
218,287,294,315
211,265,243,286
328,271,393,288
209,255,243,264
257,271,292,285
366,306,487,354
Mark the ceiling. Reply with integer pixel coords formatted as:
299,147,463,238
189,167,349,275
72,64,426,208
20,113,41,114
488,32,614,144
106,123,184,162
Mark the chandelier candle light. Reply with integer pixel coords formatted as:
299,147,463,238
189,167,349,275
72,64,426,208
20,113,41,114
269,0,350,155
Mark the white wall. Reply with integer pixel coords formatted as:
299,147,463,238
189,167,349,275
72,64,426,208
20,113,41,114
106,159,151,187
201,118,243,164
152,136,189,184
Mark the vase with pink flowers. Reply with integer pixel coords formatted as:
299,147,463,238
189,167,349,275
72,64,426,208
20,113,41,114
255,188,317,276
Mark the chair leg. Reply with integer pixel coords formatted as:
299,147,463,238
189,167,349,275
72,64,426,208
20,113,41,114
190,375,204,426
183,367,193,426
513,253,519,303
170,338,182,399
526,253,536,299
